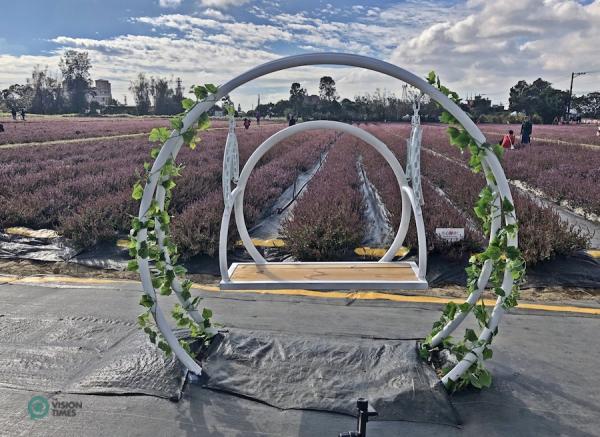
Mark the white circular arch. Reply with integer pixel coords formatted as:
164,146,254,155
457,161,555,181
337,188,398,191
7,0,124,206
135,53,518,385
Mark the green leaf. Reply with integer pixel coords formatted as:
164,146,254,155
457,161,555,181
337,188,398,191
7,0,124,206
202,308,213,319
162,179,176,190
150,147,160,159
426,71,436,85
157,340,172,355
127,259,139,272
182,98,195,111
140,294,154,308
482,348,493,360
132,182,144,200
170,117,184,131
193,85,208,100
204,83,218,94
465,328,478,342
479,368,492,387
197,112,211,131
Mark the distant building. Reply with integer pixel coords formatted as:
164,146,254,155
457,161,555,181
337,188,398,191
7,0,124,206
304,95,320,105
89,79,112,106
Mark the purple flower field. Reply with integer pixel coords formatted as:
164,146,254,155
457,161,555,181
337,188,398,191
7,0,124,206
0,117,594,264
0,116,172,144
281,134,365,260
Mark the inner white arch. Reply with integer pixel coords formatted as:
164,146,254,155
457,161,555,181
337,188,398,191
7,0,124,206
218,120,427,281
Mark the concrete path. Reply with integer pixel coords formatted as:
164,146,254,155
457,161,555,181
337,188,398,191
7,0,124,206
1,278,599,436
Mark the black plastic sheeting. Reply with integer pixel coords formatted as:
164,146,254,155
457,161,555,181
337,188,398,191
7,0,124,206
200,329,460,427
2,229,598,288
426,250,600,289
0,315,187,400
0,230,77,262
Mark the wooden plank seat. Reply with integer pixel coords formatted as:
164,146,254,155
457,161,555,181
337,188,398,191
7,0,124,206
221,261,428,291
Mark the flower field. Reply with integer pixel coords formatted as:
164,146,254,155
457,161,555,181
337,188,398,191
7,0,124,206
0,116,172,144
0,117,595,265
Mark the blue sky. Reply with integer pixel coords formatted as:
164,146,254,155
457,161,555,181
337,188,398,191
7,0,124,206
1,0,599,109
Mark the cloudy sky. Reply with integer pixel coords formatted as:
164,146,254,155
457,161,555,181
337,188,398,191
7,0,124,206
1,0,599,110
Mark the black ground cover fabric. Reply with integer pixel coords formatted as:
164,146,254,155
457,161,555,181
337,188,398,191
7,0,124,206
200,329,460,426
0,315,187,400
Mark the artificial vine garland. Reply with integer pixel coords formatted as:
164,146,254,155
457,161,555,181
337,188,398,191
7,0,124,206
128,84,220,357
419,72,526,391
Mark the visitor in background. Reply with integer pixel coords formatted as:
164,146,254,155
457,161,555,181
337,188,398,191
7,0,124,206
501,130,516,150
256,112,260,126
20,109,26,121
521,117,532,146
0,123,4,133
288,115,296,126
11,108,17,120
243,118,251,130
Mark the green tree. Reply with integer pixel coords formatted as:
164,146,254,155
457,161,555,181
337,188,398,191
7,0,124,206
1,83,33,112
151,77,172,115
573,92,600,119
29,66,63,114
318,76,338,102
59,50,92,113
509,78,568,123
129,73,152,115
289,82,306,116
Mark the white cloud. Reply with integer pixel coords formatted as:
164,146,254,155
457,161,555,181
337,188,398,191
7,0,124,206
198,0,250,9
3,1,599,111
159,0,182,8
389,0,600,103
201,8,233,20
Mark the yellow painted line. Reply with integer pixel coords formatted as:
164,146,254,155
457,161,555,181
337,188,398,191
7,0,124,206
116,239,130,249
5,226,59,238
354,247,409,258
234,239,410,257
7,275,600,315
191,285,600,315
587,249,600,259
235,238,285,248
11,275,134,286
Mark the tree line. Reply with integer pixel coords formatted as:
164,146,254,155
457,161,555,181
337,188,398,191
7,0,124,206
1,50,598,122
0,50,185,116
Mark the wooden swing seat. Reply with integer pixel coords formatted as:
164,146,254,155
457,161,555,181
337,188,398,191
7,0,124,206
221,261,428,291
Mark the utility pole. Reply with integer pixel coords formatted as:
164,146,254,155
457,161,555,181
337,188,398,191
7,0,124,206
566,71,588,122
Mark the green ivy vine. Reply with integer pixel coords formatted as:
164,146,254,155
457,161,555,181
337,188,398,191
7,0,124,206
128,84,220,357
419,72,526,392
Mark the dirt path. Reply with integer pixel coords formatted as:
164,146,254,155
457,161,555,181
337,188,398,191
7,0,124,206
0,127,233,149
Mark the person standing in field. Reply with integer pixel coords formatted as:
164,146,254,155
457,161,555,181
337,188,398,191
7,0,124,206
521,117,532,146
256,112,260,126
20,109,26,121
288,115,296,126
501,130,516,150
11,108,17,120
243,118,251,130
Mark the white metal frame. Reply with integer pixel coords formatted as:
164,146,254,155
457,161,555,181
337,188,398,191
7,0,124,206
136,53,517,385
218,120,427,287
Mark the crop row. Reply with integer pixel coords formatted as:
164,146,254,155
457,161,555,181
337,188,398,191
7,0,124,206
363,124,590,264
478,123,600,146
0,117,172,145
0,123,335,258
281,134,365,260
172,129,337,257
419,124,600,217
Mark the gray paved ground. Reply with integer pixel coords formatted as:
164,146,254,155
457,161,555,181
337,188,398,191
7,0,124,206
1,280,599,436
